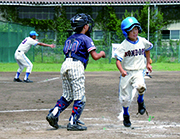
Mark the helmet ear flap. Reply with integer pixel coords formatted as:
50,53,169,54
122,30,128,38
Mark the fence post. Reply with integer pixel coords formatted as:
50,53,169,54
108,32,111,63
179,45,180,63
33,46,35,62
41,46,43,62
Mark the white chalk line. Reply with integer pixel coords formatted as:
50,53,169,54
0,109,180,138
0,77,60,84
37,77,60,83
0,108,89,113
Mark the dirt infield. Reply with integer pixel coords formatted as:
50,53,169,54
0,71,180,139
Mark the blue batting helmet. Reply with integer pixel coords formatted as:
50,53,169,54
121,17,142,38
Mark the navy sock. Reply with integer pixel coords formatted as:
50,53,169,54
138,94,144,103
123,107,129,116
15,72,20,79
24,72,30,80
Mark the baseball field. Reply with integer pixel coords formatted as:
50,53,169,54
0,69,180,138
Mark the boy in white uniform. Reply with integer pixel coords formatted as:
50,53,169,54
114,17,153,127
14,31,55,83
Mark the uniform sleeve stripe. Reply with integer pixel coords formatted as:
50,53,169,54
88,47,96,52
114,54,123,62
34,43,38,46
145,44,153,51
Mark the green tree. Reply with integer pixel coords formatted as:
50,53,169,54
95,6,123,45
54,6,71,45
122,4,165,38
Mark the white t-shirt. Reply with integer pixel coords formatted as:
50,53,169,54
114,36,153,71
16,37,39,53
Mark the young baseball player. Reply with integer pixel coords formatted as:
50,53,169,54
13,31,55,83
114,17,153,127
46,13,106,131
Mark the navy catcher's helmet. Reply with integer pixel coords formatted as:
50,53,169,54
121,17,142,38
70,13,94,33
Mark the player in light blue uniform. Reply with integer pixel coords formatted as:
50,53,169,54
46,13,106,131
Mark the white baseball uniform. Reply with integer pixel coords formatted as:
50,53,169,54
114,36,153,107
14,37,38,74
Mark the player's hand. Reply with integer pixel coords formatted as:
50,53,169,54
100,51,106,58
147,63,152,73
121,70,127,77
50,44,56,48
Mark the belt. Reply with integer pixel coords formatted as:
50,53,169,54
65,57,85,67
72,57,80,62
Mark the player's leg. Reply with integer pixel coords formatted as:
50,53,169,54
46,97,73,129
20,53,33,83
14,52,25,82
119,75,132,127
67,62,87,131
67,97,86,131
46,71,73,129
14,60,24,82
132,70,147,115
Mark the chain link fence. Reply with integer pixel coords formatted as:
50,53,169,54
0,21,180,63
0,21,35,63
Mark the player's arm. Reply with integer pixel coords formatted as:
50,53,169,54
90,50,105,60
37,42,55,48
145,50,152,72
116,59,127,77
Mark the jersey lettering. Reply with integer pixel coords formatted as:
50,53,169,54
125,48,145,57
22,39,27,44
64,38,81,55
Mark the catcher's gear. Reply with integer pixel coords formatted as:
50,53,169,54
121,17,142,38
53,96,73,117
69,100,86,125
70,13,94,34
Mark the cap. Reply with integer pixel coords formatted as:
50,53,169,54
30,31,38,36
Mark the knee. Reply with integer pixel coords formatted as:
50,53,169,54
30,63,33,69
137,84,146,95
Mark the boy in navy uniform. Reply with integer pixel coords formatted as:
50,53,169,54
46,13,106,131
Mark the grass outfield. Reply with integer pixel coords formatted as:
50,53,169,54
0,62,180,72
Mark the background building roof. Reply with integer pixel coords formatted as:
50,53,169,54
0,0,180,6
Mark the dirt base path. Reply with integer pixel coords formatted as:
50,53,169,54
0,71,180,139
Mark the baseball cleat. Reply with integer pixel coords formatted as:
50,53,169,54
145,74,152,78
137,101,146,115
123,115,131,127
13,78,23,82
23,78,33,83
46,113,59,129
67,123,87,131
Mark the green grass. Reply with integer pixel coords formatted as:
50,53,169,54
0,62,180,72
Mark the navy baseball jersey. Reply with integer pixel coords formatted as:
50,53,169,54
63,33,96,68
